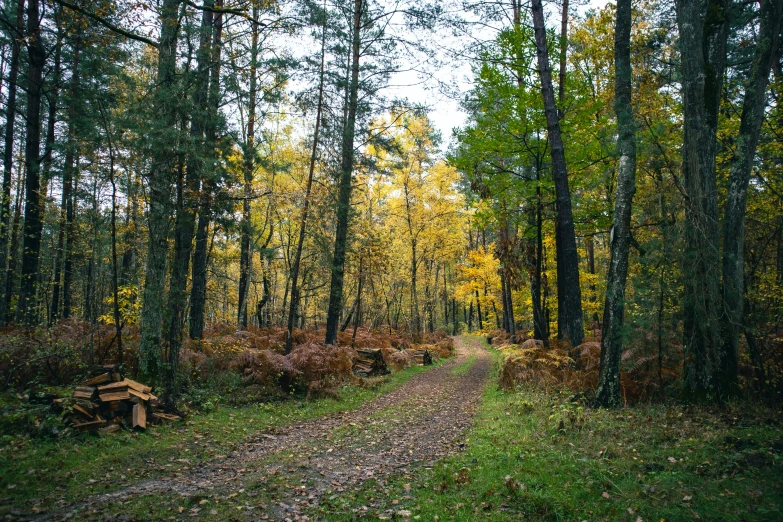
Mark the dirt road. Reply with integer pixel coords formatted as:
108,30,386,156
41,336,491,521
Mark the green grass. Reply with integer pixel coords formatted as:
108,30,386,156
451,354,477,376
307,338,783,521
0,363,435,516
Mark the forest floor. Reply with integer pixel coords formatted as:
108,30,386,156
2,337,491,521
2,337,782,521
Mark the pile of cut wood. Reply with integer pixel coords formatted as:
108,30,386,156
353,348,390,377
407,348,433,366
64,367,180,434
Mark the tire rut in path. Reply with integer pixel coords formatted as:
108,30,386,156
42,336,491,521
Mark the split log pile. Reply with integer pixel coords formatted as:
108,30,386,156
407,348,433,366
352,348,390,377
63,367,181,434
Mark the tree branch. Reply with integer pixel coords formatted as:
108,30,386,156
53,0,159,49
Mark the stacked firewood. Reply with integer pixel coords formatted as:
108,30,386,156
63,367,180,434
352,348,390,377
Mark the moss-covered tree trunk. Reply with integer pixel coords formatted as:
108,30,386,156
138,0,183,380
720,0,782,396
594,0,636,408
675,0,728,400
189,1,223,340
164,1,215,404
0,0,24,325
16,0,46,324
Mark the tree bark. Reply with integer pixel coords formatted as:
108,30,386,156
675,0,728,399
558,0,568,113
138,0,183,380
163,0,214,403
0,0,24,325
16,0,46,324
530,0,583,348
51,35,80,323
325,0,362,345
719,0,782,396
286,3,327,353
594,0,637,408
238,3,258,331
188,1,223,340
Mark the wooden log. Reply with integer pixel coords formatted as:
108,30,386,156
97,380,129,392
132,403,147,429
128,389,151,402
81,372,111,386
99,390,130,402
124,378,152,394
352,348,389,377
73,386,96,399
72,404,94,419
407,348,433,366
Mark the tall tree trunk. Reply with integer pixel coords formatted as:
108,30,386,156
594,0,637,408
51,35,80,322
189,1,223,340
286,4,327,353
474,288,483,331
103,118,123,367
558,0,568,113
531,0,583,348
40,8,62,200
4,164,23,324
163,1,214,404
0,0,24,325
138,0,183,381
325,0,362,345
675,0,728,399
719,0,782,396
16,0,46,324
238,4,258,331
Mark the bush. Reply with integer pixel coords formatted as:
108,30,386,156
387,350,414,370
499,345,574,391
289,342,355,397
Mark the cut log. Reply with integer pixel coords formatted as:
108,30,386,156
97,380,129,392
73,386,96,400
67,376,154,435
124,378,152,394
72,404,94,419
99,390,130,402
81,372,111,386
352,348,390,377
407,348,433,366
128,389,151,402
132,403,147,429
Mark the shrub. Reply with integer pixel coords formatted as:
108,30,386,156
387,350,414,370
233,349,293,388
499,345,574,391
289,342,354,397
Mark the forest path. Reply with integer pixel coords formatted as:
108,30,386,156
41,336,491,521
